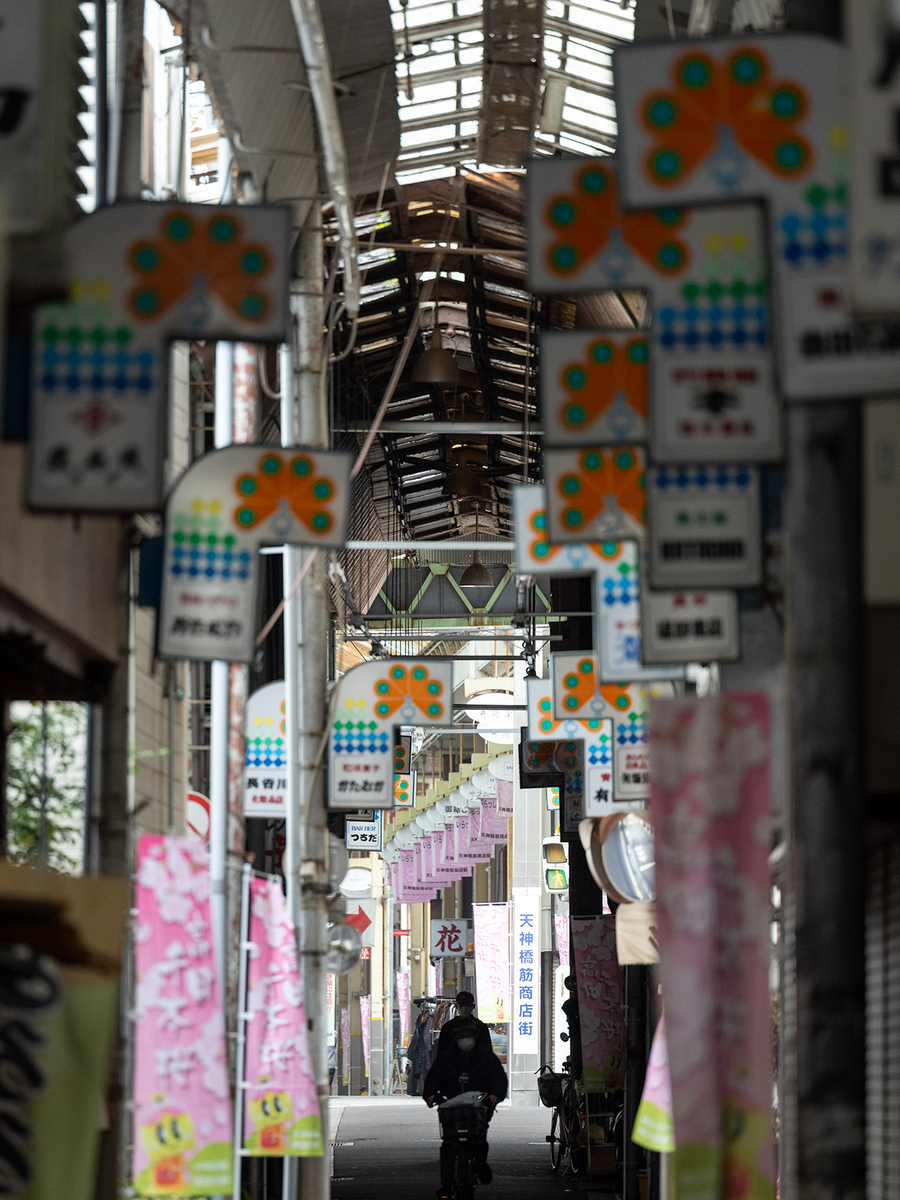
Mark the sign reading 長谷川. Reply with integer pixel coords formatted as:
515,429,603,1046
244,681,287,817
512,890,541,1057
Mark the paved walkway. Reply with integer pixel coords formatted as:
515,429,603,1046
328,1096,603,1200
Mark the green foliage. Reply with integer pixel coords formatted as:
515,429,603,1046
6,701,87,872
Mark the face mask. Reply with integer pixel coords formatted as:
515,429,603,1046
457,1037,476,1053
457,1005,474,1018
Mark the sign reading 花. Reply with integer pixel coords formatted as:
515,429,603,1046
27,203,291,512
244,681,287,817
512,890,541,1056
613,34,900,401
647,465,762,589
430,918,470,958
346,814,383,852
527,157,780,463
641,590,740,664
328,661,452,811
158,446,351,662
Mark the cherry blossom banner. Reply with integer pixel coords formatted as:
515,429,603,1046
133,835,232,1196
571,916,625,1094
649,693,774,1200
397,971,411,1047
632,1015,675,1154
340,1008,351,1087
473,903,511,1023
360,996,371,1079
554,911,570,972
242,877,323,1156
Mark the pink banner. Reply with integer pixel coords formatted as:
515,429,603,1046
632,1015,675,1153
360,996,371,1078
132,835,232,1196
243,877,323,1156
397,970,411,1047
473,903,510,1022
649,693,774,1200
571,916,625,1093
340,1007,350,1086
496,779,514,814
554,912,570,972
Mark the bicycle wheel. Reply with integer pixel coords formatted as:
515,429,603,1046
566,1107,586,1177
549,1107,564,1174
453,1143,474,1200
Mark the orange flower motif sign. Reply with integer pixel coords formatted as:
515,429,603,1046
541,330,649,446
513,484,613,576
373,664,445,722
544,447,647,544
233,453,337,537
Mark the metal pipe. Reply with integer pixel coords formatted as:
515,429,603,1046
334,421,542,435
39,702,48,866
286,0,360,321
113,0,145,200
95,0,108,206
231,862,252,1200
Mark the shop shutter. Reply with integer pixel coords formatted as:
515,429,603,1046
867,834,900,1199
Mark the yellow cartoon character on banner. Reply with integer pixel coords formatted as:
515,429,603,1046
140,1109,195,1191
248,1089,294,1153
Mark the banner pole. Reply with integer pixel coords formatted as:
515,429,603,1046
232,862,253,1200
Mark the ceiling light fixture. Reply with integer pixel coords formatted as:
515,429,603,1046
460,503,493,588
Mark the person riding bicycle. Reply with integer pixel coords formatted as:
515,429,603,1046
424,1017,508,1198
436,991,493,1057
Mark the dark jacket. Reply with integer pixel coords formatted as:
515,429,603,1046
436,1015,494,1057
423,1042,508,1103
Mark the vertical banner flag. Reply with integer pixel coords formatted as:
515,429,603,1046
158,446,351,662
649,693,774,1200
512,889,541,1056
632,1015,675,1153
527,157,779,463
243,681,287,817
328,660,452,811
473,903,511,1023
27,203,290,512
571,916,626,1093
133,835,232,1197
612,35,900,401
359,996,371,1079
326,973,336,1029
554,911,570,972
340,1008,351,1087
397,970,412,1047
243,877,323,1156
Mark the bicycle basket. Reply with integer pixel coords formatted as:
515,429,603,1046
537,1071,562,1108
438,1104,489,1138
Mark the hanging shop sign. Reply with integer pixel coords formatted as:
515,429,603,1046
847,0,900,315
394,736,411,774
527,156,779,463
345,813,383,852
547,785,560,811
241,876,323,1157
554,739,586,832
641,589,740,664
27,203,291,513
613,34,900,401
473,903,512,1023
244,681,287,818
571,916,626,1093
430,918,470,958
543,445,647,545
393,771,416,807
132,835,232,1197
158,445,351,663
540,329,649,447
512,484,609,575
649,692,774,1200
519,737,564,790
327,660,452,812
594,540,684,683
512,889,541,1057
647,464,761,589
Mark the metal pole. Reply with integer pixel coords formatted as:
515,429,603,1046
210,341,234,989
113,0,145,200
95,0,108,207
232,862,253,1200
295,211,330,1200
166,665,175,834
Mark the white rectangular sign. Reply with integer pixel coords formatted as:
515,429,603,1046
244,681,287,818
512,890,541,1057
595,540,683,683
648,465,762,589
641,590,740,664
429,918,470,958
346,814,383,852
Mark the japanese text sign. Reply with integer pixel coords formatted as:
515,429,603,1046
512,890,541,1056
647,464,761,589
243,877,323,1157
27,203,290,512
571,916,626,1093
649,693,774,1200
345,814,383,851
613,34,900,401
244,682,287,818
594,540,683,683
158,446,352,662
528,156,779,462
430,918,470,958
328,660,452,811
473,903,511,1023
132,835,232,1196
642,589,740,664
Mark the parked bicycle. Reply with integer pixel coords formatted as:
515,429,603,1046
537,1062,586,1176
430,1090,492,1200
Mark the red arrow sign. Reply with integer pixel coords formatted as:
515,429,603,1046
346,905,372,936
